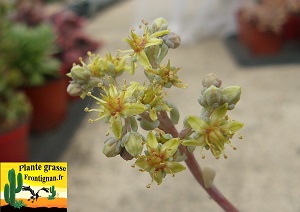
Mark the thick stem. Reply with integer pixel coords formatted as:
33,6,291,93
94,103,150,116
157,111,239,212
179,146,239,212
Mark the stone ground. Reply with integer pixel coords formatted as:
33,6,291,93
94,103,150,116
59,0,300,211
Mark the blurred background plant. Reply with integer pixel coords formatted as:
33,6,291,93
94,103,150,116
238,0,300,34
237,0,300,55
0,0,102,161
239,0,288,34
0,0,32,162
0,82,31,133
12,0,101,73
0,22,61,87
0,0,32,132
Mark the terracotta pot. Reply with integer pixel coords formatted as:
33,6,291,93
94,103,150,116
237,10,282,56
237,10,252,48
0,122,29,162
281,13,300,42
23,77,68,132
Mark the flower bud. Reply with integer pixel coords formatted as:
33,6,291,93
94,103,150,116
202,73,222,88
162,32,181,49
123,132,144,158
103,137,120,157
222,86,241,106
203,85,222,106
67,82,82,96
120,148,134,161
70,65,91,83
197,96,208,107
150,17,168,33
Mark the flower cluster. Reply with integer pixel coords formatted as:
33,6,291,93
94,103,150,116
182,73,243,159
66,18,244,186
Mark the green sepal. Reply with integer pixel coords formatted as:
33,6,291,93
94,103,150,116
123,132,144,158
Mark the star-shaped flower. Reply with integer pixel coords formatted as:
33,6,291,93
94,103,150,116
182,103,243,158
123,21,170,71
138,83,170,121
135,131,186,186
145,60,187,88
86,82,147,139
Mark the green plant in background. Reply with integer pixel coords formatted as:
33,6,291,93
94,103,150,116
4,168,24,208
0,21,61,87
0,1,31,133
67,17,244,211
0,85,31,133
48,185,57,200
0,1,60,87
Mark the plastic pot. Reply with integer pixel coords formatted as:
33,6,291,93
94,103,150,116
23,77,68,132
237,10,282,56
0,122,30,162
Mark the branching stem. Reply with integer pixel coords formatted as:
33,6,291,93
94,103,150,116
157,111,239,212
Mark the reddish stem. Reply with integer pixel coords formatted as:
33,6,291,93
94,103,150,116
179,146,239,212
157,111,239,212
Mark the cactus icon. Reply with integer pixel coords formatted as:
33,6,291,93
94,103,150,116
4,168,23,207
48,185,57,200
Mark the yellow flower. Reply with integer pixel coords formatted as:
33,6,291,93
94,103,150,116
182,104,243,158
138,83,170,121
135,131,186,186
86,82,147,139
87,52,129,78
145,60,187,88
123,21,170,71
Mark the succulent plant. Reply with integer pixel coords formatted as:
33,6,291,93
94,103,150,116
0,1,31,133
0,89,31,133
240,0,288,33
0,22,61,87
12,0,101,71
